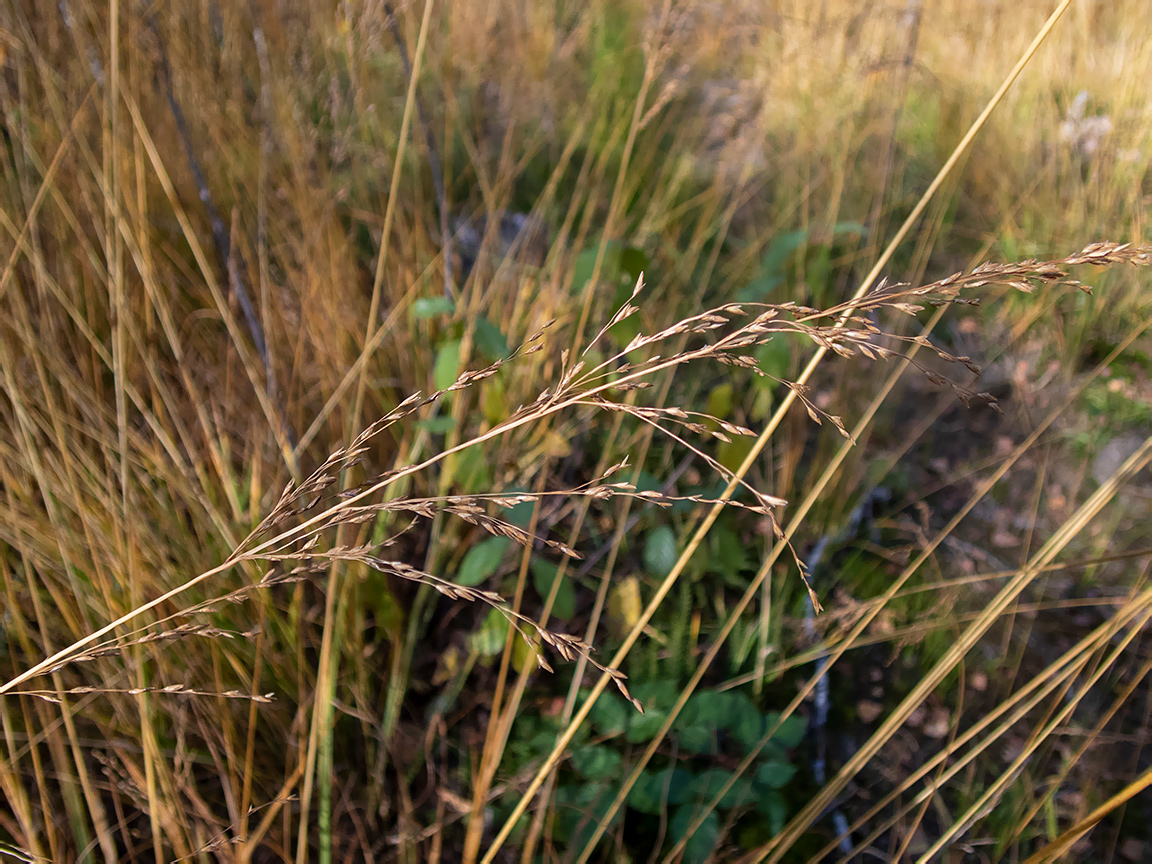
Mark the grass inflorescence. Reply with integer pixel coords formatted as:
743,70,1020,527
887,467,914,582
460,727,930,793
4,1,1152,862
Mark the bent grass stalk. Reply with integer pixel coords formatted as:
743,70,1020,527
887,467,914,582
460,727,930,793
0,274,946,695
482,3,1076,856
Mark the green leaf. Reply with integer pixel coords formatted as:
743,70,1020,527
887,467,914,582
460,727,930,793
474,316,510,360
756,789,788,834
717,437,756,477
632,678,680,711
765,713,807,748
706,382,734,421
416,416,455,435
698,769,756,809
625,681,676,742
627,707,668,743
530,559,576,620
636,472,664,494
452,446,491,493
664,769,696,805
755,760,797,790
627,767,694,814
412,296,454,318
807,243,834,305
761,229,810,277
367,575,403,639
570,744,621,779
608,274,644,346
619,246,650,283
643,525,678,578
738,229,809,302
755,336,793,382
674,691,762,755
671,805,719,864
554,782,620,851
456,536,510,587
627,770,664,815
433,339,461,391
710,525,752,583
831,220,866,238
504,493,536,527
588,691,629,737
725,694,763,750
675,723,716,755
570,242,621,295
467,608,509,656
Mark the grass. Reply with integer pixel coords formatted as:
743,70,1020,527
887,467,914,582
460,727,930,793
3,0,1152,862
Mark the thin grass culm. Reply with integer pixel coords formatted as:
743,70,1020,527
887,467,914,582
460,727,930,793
5,242,1151,848
1,251,1126,695
7,2,1152,859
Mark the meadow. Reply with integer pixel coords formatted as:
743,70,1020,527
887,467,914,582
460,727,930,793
2,1,1152,861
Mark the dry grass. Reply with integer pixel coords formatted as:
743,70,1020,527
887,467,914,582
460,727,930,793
2,0,1152,862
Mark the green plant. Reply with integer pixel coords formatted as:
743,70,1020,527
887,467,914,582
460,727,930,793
495,682,806,862
7,2,1152,863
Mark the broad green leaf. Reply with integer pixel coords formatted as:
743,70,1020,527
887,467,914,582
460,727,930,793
456,536,509,587
698,769,756,809
530,559,576,620
627,706,668,743
807,243,834,305
468,608,509,656
433,339,462,391
571,242,621,295
626,681,676,742
738,229,809,302
554,782,620,851
765,712,807,748
751,387,773,421
626,680,680,741
710,525,752,583
627,767,694,814
412,296,454,318
607,574,642,638
452,446,491,493
755,760,797,790
474,315,510,360
831,220,866,238
608,307,643,348
631,679,680,711
671,696,718,751
665,769,696,805
570,744,621,779
511,631,536,674
619,246,649,283
635,472,664,494
627,769,665,815
761,229,810,279
416,416,455,435
706,382,734,421
676,723,716,755
677,692,709,726
481,373,507,425
671,805,719,864
717,437,756,477
502,488,536,527
367,575,403,639
608,275,644,346
756,789,788,835
725,694,763,750
643,525,678,578
588,691,629,737
755,337,793,382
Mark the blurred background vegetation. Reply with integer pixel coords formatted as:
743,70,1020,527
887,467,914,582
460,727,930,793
2,0,1152,861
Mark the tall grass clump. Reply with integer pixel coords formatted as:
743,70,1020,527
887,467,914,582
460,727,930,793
3,1,1152,862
